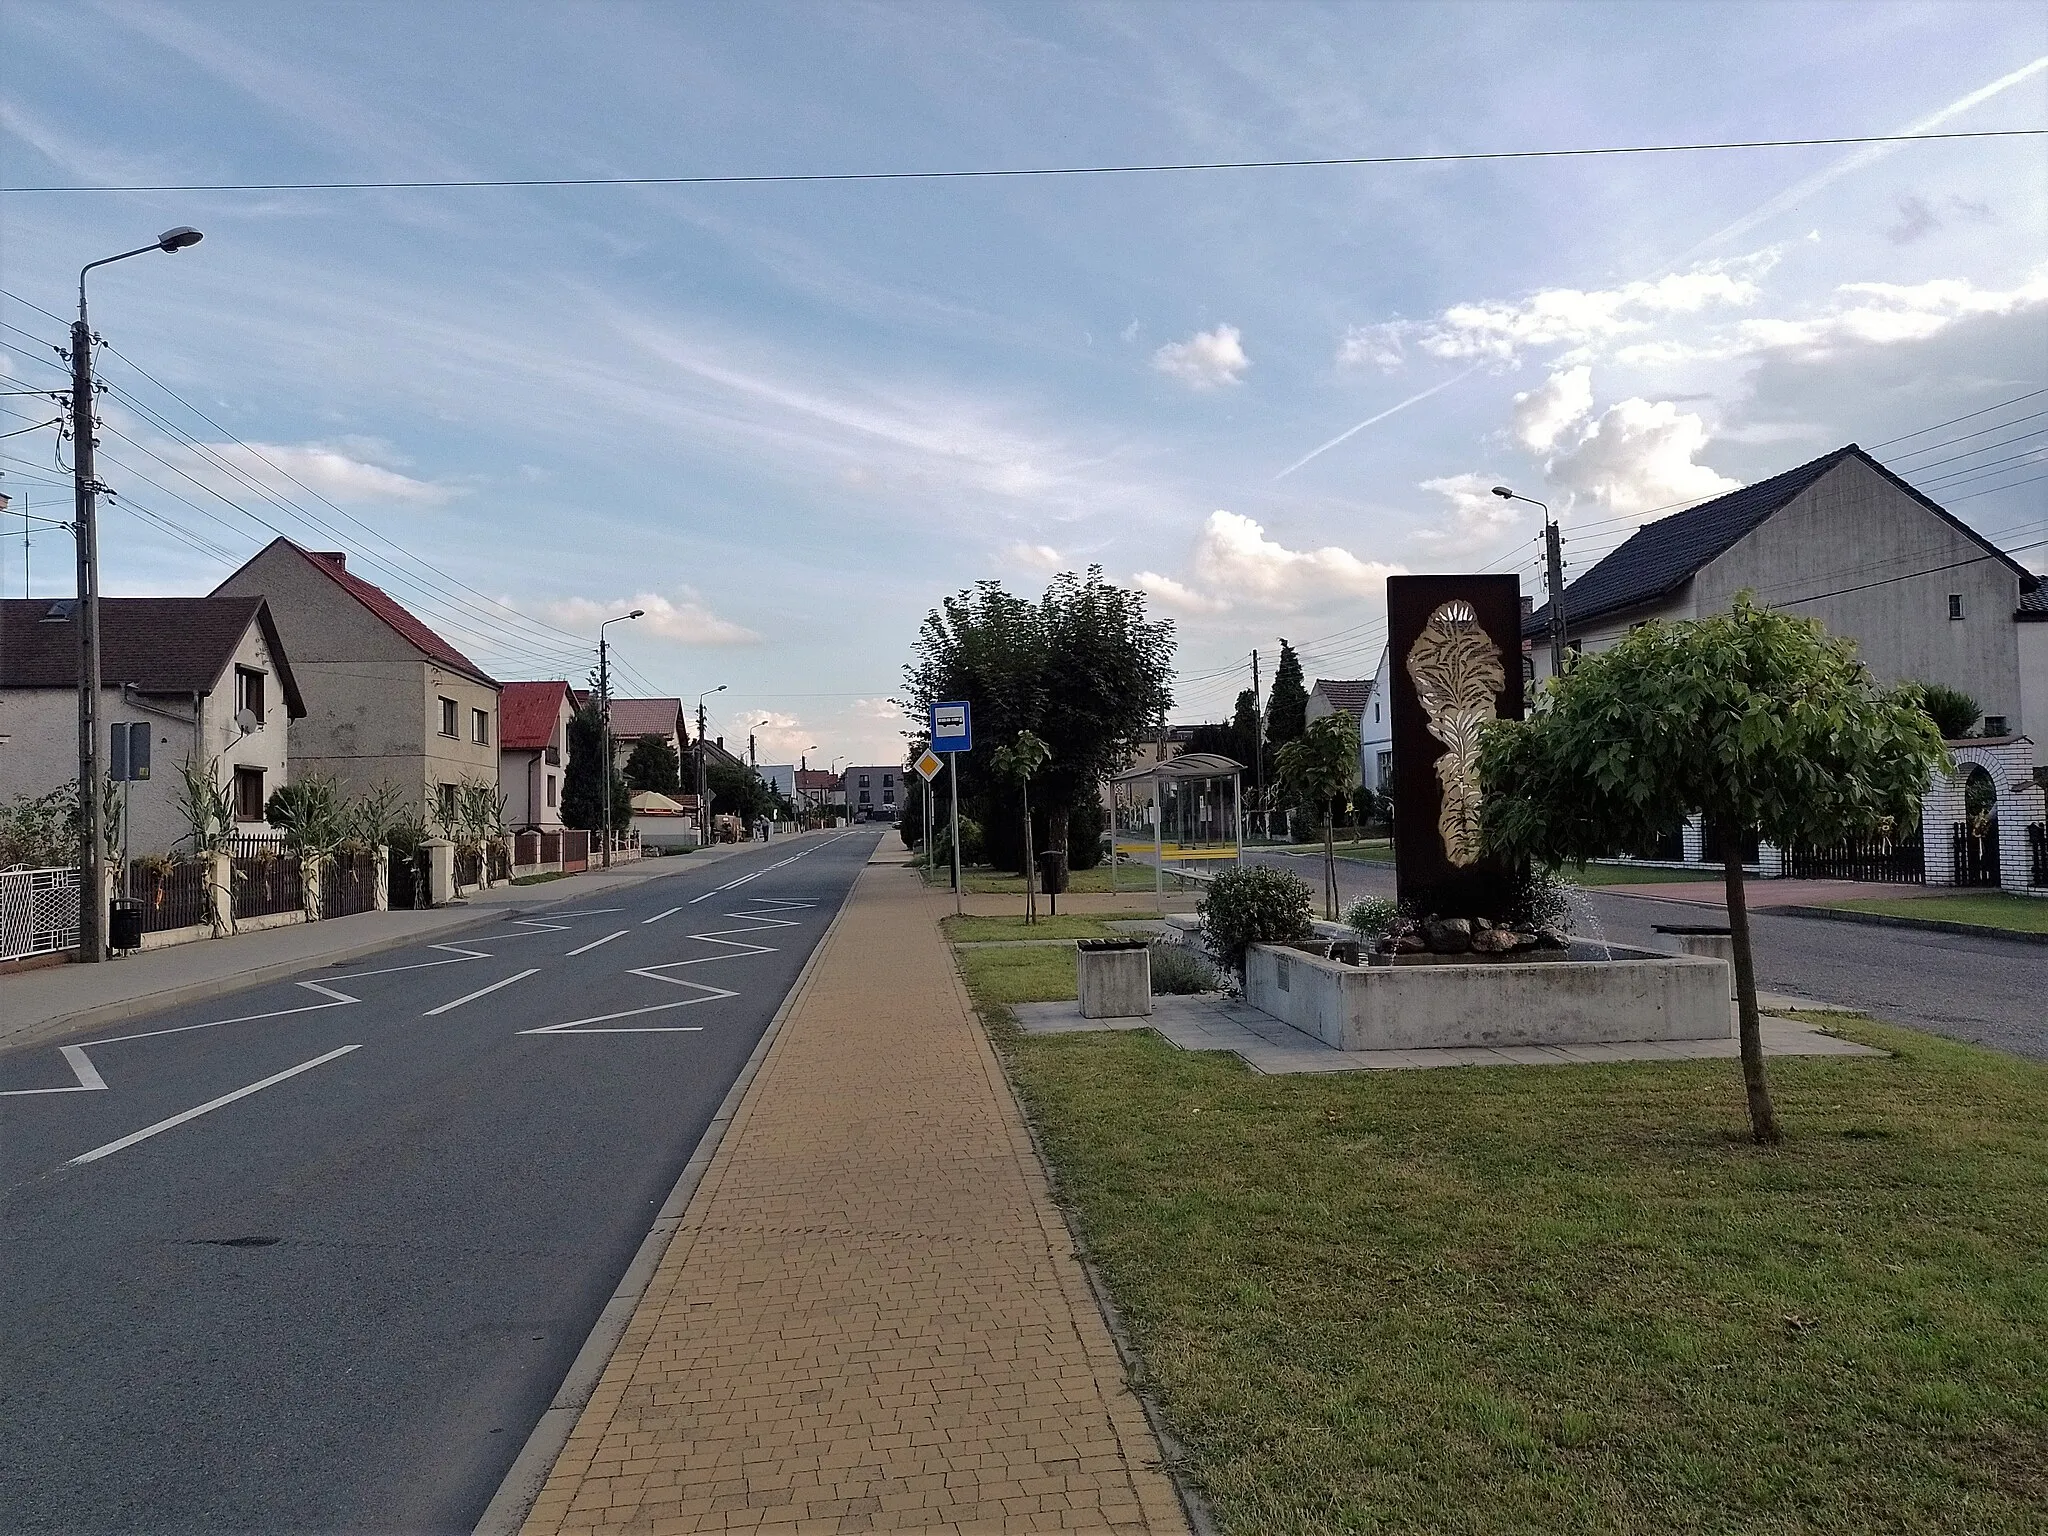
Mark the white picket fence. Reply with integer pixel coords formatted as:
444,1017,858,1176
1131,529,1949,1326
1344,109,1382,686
0,865,80,963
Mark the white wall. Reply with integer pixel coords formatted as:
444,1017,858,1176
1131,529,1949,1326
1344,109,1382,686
2018,621,2048,771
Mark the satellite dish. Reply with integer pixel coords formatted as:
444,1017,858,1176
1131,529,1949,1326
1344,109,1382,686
234,709,260,735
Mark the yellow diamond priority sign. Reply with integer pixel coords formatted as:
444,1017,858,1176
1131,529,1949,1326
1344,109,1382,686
912,749,943,781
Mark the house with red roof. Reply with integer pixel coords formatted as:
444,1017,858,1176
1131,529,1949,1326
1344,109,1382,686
499,680,575,831
213,539,501,823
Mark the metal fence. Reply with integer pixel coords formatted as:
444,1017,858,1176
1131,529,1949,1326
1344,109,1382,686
321,848,379,918
562,829,590,873
1,865,80,963
1953,819,2000,888
2031,823,2046,889
454,846,483,888
1785,827,1926,884
128,858,211,933
230,835,303,920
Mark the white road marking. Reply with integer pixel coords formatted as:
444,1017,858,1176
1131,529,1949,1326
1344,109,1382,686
74,982,363,1050
0,1045,110,1098
566,929,629,956
327,942,493,980
643,906,682,924
423,968,540,1017
66,1045,363,1166
520,969,734,1034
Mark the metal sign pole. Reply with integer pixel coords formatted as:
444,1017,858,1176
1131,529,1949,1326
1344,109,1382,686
950,751,962,916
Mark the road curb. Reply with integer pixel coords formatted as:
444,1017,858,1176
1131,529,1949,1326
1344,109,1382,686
471,838,869,1536
1773,904,2048,945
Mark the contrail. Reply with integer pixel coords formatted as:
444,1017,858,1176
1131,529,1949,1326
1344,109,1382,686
1274,367,1479,479
1675,53,2048,264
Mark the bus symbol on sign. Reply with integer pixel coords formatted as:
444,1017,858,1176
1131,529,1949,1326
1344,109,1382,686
930,701,972,753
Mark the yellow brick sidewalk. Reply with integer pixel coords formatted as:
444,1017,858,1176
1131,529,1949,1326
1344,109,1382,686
521,842,1188,1535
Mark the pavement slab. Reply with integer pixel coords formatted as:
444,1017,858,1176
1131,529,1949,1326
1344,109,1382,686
520,846,1188,1535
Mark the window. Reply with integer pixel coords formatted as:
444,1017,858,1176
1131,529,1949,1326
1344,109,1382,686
232,766,266,822
882,773,894,787
1983,716,2008,737
882,787,895,805
858,773,870,788
1522,654,1536,684
439,697,458,737
1373,702,1379,723
859,789,871,804
472,707,489,745
235,666,266,725
545,774,557,808
438,783,458,822
1376,750,1394,791
1949,594,1964,620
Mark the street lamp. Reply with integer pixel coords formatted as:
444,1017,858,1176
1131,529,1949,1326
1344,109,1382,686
1493,485,1566,679
71,227,204,963
597,608,643,867
696,684,726,847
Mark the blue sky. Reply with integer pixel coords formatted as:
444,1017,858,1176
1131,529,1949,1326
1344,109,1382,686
2,1,2043,763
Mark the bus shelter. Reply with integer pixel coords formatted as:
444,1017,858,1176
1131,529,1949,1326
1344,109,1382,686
1109,752,1245,907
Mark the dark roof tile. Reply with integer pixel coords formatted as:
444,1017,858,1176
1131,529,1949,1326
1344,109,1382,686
0,596,305,714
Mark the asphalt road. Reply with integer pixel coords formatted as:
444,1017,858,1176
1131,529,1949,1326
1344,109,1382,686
0,829,880,1535
1242,846,2048,1061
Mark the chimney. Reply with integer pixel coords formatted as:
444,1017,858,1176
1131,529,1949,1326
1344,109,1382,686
717,736,725,749
311,551,347,571
1520,595,1534,618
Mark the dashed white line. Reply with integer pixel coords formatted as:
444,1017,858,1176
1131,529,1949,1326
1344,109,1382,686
423,968,540,1017
566,929,629,956
643,906,682,925
67,1044,363,1166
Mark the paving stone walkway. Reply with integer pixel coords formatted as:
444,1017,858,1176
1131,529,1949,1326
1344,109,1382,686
521,842,1187,1535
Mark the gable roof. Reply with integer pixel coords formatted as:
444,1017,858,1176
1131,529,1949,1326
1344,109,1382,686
1523,443,2038,638
2020,583,2048,621
0,596,306,715
498,680,571,750
1310,678,1374,715
221,540,496,686
607,697,686,741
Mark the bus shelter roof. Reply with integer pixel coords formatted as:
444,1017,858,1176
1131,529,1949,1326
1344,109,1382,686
1109,752,1246,784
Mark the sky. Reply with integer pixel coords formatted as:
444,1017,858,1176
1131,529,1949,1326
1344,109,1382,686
2,1,2044,765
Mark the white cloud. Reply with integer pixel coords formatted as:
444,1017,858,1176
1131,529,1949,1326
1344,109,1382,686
1152,324,1250,389
1509,366,1594,452
541,591,760,645
1138,511,1403,613
1003,542,1065,571
195,441,457,505
1546,400,1740,517
1418,266,1768,365
1336,321,1405,371
1419,473,1523,540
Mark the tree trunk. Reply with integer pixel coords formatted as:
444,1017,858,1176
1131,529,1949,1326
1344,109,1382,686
1323,801,1337,920
1722,853,1781,1144
1022,780,1036,925
1048,802,1069,869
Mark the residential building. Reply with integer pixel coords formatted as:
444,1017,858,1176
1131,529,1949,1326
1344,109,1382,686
0,596,304,855
1522,444,2042,765
843,763,903,820
1098,725,1198,814
499,680,574,831
601,697,689,771
759,764,797,804
2019,586,2047,773
1306,678,1375,787
212,540,499,822
794,765,837,818
1358,649,1394,794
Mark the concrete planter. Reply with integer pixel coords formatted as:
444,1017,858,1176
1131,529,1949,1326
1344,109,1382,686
1245,943,1731,1051
1076,939,1152,1019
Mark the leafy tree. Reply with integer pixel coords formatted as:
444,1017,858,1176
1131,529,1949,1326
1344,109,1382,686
562,705,630,832
707,759,776,824
902,568,1173,872
623,733,683,794
1915,681,1980,741
1276,712,1360,919
1478,595,1948,1144
1231,687,1262,767
991,729,1052,922
0,784,83,869
1265,640,1308,752
1198,865,1314,976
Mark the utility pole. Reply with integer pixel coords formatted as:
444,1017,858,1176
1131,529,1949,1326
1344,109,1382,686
598,630,613,868
1251,648,1264,841
748,732,756,768
695,684,724,849
1544,519,1568,679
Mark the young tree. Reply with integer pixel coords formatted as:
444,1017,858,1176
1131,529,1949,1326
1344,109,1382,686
623,733,683,794
562,705,630,832
1478,596,1948,1143
1275,712,1360,919
991,729,1052,923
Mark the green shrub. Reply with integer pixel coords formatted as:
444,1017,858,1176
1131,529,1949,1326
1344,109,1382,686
1066,800,1107,870
1914,681,1980,741
1198,865,1315,975
1149,940,1219,995
1344,895,1400,940
931,814,984,870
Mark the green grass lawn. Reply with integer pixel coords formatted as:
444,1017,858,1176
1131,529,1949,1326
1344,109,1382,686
508,870,572,885
1826,891,2048,935
918,860,1202,894
941,914,1123,943
1564,861,1723,886
955,936,2048,1534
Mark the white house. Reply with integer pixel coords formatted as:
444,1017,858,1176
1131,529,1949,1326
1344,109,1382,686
0,596,305,855
1305,678,1374,787
498,679,575,831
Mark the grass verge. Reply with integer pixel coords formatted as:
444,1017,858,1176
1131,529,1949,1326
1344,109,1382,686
1825,891,2048,935
955,934,2048,1535
918,860,1201,894
1564,861,1722,886
942,914,1123,942
509,871,572,885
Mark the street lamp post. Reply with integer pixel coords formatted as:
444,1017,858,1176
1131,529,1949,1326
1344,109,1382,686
696,684,726,848
1493,485,1566,679
597,609,643,867
71,227,203,963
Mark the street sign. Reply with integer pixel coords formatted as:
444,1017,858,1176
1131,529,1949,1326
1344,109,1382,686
912,749,943,781
930,701,972,754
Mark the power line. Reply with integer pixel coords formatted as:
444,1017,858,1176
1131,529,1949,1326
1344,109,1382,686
1867,388,2048,450
6,128,2039,196
1882,408,2048,464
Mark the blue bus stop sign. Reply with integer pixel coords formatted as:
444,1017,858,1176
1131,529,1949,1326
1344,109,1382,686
931,701,973,754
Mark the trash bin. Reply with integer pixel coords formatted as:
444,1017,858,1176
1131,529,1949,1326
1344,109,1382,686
1036,849,1069,915
1076,937,1151,1019
108,897,144,952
